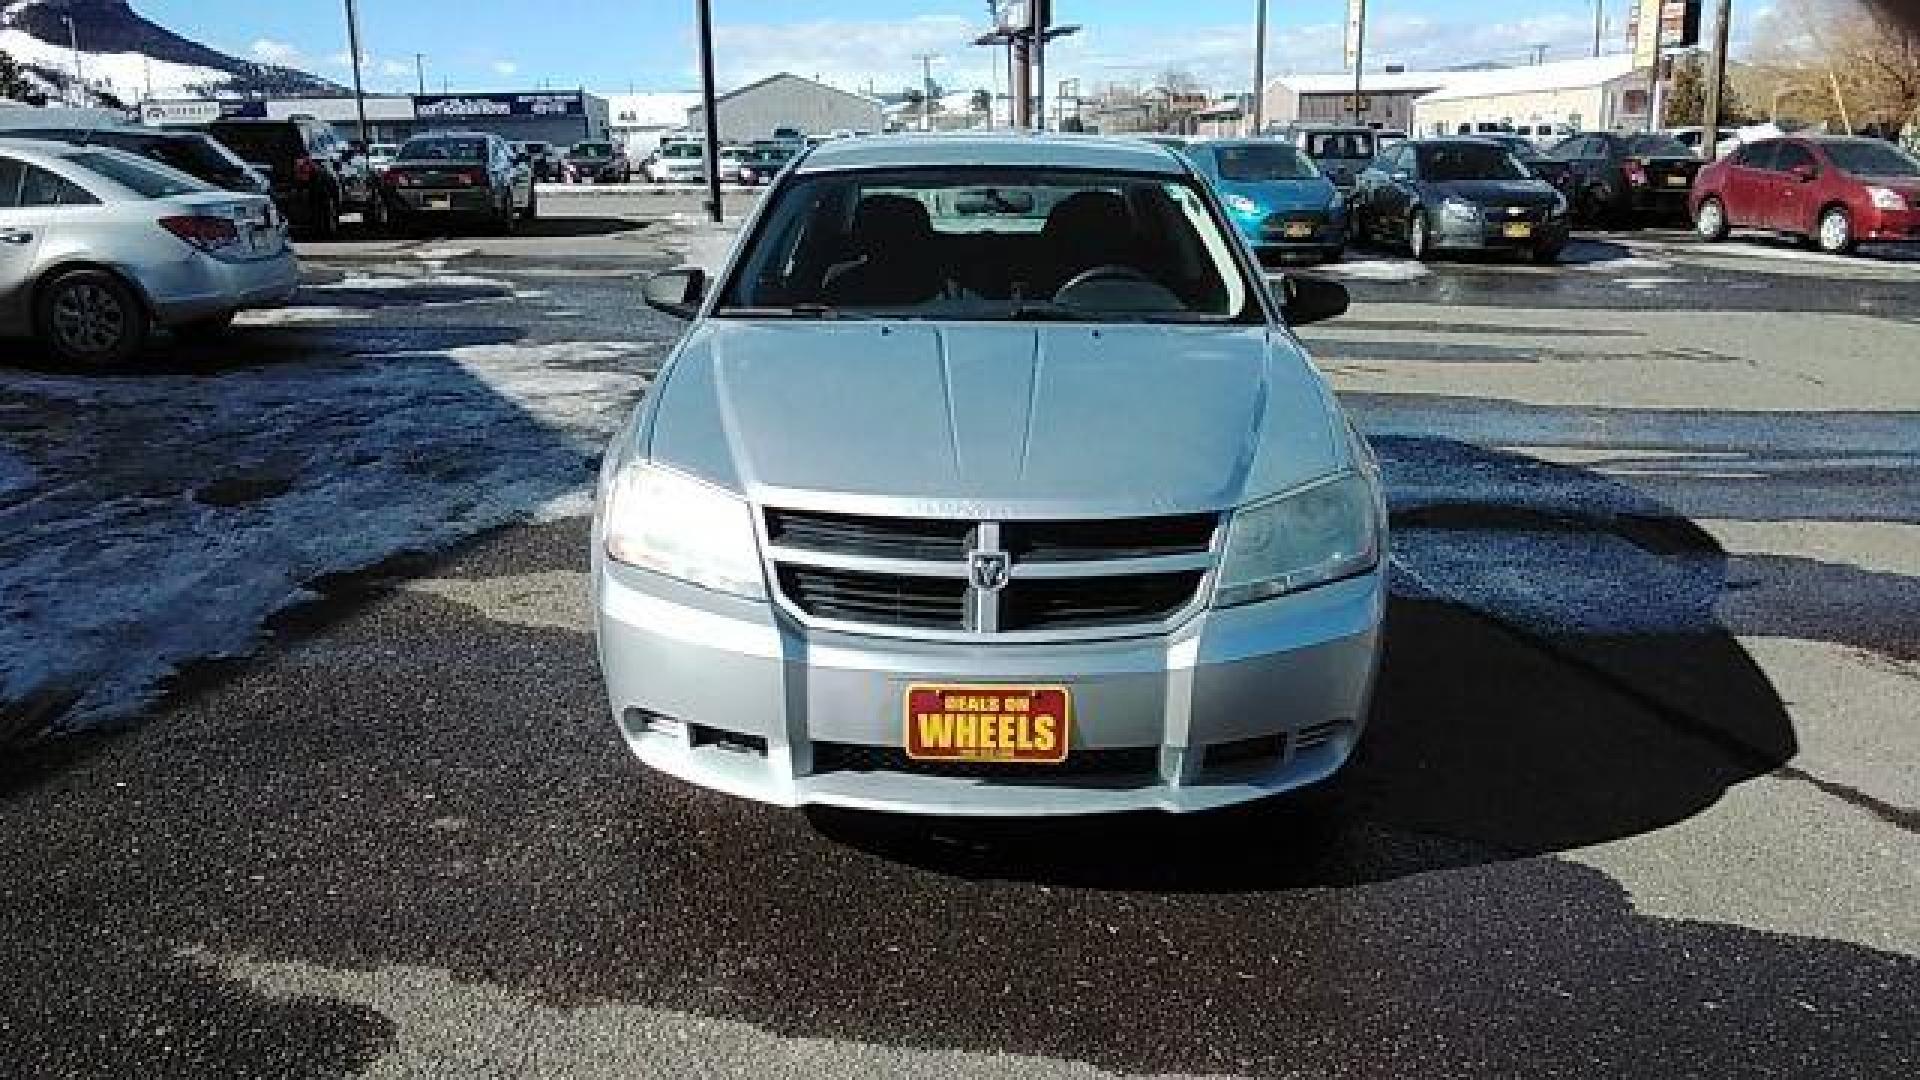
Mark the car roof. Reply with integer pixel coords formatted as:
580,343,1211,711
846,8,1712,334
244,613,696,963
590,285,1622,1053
795,133,1187,176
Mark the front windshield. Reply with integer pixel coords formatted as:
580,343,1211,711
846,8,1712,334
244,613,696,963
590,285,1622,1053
717,167,1254,324
400,138,488,162
1419,143,1530,182
1626,134,1692,157
1824,140,1920,177
1213,144,1319,182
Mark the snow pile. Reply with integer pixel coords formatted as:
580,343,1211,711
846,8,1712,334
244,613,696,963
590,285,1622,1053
0,24,227,100
0,338,650,736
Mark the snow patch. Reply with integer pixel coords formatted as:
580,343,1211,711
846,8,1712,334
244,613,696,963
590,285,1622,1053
237,306,374,325
0,339,652,734
1319,259,1432,282
0,26,227,99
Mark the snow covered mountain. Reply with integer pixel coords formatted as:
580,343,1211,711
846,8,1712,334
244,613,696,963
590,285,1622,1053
1,0,339,106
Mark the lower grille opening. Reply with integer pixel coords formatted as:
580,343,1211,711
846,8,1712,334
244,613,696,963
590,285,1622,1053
1204,733,1286,770
811,742,1159,783
623,708,685,738
690,725,769,757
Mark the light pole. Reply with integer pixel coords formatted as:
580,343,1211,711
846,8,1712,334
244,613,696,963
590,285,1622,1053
915,53,942,132
695,0,723,223
415,53,427,96
62,15,82,106
1348,0,1368,126
1250,0,1268,135
342,0,371,146
1594,0,1604,58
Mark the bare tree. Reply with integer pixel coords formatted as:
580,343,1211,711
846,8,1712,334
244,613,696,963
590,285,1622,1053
1751,0,1919,134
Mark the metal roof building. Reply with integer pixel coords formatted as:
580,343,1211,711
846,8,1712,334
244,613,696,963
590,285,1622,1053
684,73,884,142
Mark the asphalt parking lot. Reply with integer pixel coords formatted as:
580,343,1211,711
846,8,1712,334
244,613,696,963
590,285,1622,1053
2,191,1917,1077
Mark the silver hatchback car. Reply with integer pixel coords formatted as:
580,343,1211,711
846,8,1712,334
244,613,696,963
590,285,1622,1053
597,134,1385,816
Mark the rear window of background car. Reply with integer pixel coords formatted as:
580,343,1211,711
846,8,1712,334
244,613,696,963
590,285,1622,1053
69,152,203,199
1214,144,1319,182
400,138,490,162
209,124,303,164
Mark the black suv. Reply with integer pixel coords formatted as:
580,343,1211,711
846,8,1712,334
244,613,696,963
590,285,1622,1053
207,117,380,238
0,126,268,195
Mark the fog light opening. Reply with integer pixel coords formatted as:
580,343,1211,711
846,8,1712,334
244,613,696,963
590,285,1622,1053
689,725,769,757
623,708,686,739
1204,733,1287,771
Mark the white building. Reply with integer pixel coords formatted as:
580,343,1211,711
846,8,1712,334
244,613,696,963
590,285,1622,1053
685,73,884,142
1409,55,1643,137
1264,54,1645,137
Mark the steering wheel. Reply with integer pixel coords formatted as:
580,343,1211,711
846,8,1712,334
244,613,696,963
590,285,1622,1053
1055,264,1153,299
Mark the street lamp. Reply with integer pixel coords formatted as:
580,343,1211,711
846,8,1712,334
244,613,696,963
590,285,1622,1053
341,0,371,145
62,15,82,106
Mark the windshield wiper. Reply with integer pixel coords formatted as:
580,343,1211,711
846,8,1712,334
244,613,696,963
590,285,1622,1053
719,304,870,320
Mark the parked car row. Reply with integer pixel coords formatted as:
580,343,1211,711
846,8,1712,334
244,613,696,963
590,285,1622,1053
640,137,803,186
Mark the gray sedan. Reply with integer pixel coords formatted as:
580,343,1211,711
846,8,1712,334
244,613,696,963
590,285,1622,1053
595,134,1386,816
0,139,298,367
1353,137,1572,263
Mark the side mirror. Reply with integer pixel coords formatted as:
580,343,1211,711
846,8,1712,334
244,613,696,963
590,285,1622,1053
643,266,708,320
1280,273,1349,328
1790,163,1817,182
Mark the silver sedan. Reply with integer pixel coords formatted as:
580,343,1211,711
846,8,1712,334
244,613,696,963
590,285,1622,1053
597,134,1384,816
0,138,298,367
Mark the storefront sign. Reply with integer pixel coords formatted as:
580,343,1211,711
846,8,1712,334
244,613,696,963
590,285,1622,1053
139,99,268,126
413,93,584,120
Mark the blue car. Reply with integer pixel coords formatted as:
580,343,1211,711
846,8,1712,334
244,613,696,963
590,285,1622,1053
1185,139,1347,264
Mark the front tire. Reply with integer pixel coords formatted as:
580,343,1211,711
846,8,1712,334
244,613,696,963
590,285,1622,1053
1816,206,1855,255
1531,241,1564,264
1695,196,1730,242
36,270,150,368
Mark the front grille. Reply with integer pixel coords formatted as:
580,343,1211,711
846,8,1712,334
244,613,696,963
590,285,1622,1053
767,509,973,561
1001,571,1206,632
765,508,1218,637
777,566,967,631
1002,515,1215,563
812,742,1160,782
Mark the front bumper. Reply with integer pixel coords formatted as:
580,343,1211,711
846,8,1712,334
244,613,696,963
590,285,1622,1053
1236,210,1346,261
595,563,1384,816
1860,204,1920,241
1430,211,1569,251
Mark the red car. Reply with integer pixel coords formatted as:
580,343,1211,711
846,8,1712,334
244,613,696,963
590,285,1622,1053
1690,136,1920,254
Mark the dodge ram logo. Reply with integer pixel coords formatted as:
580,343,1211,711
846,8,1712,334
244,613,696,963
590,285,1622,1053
969,551,1011,592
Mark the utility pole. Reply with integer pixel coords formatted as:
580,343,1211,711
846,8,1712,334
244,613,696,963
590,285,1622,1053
1348,0,1368,126
1011,28,1031,128
1701,0,1733,159
415,53,427,96
1033,0,1049,130
343,0,371,145
1250,0,1268,135
695,0,724,223
1594,0,1604,58
914,53,940,132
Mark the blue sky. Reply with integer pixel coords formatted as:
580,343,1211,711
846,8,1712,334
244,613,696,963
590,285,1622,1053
136,1,1739,96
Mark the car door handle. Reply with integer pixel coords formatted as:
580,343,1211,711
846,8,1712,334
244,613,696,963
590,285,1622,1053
0,229,33,244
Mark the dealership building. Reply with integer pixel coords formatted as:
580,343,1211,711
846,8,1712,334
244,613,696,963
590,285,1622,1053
139,91,613,148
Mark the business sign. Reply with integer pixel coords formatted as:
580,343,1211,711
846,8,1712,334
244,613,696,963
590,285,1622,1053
139,99,267,126
995,1,1032,32
413,93,584,120
1629,0,1703,59
1345,0,1368,71
1631,0,1665,68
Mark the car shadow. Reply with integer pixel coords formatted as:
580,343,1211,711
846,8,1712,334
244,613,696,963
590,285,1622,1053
810,437,1797,891
384,215,651,241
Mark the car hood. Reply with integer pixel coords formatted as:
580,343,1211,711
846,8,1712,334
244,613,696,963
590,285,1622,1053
1426,178,1560,204
1218,177,1340,211
643,321,1347,517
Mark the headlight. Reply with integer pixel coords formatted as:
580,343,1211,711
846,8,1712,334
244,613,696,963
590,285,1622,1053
602,462,767,599
1440,197,1481,223
1867,186,1908,211
1213,473,1381,608
1224,193,1261,216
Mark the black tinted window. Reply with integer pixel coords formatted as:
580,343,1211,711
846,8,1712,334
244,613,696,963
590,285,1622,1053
20,164,98,207
1627,134,1692,157
1416,143,1529,181
1306,132,1374,159
399,138,489,162
210,124,302,164
0,157,23,207
1773,143,1817,173
1212,144,1319,181
1737,141,1781,170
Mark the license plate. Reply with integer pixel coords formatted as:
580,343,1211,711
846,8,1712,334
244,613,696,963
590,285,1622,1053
1666,175,1688,186
427,195,452,210
905,684,1070,763
1502,222,1534,239
1283,221,1315,238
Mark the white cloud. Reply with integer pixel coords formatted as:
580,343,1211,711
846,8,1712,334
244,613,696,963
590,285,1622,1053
250,39,302,67
492,60,520,77
381,60,413,78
